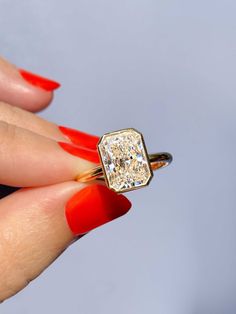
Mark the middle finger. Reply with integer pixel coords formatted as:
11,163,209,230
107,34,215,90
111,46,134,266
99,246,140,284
0,121,99,187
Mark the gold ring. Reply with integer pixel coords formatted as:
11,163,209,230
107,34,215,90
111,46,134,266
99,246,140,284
76,128,172,193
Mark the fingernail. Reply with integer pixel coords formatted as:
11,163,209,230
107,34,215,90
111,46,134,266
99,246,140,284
58,141,100,163
19,69,60,91
59,126,99,150
65,185,132,235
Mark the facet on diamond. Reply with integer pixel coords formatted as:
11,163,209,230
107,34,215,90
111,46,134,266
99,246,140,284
98,128,153,192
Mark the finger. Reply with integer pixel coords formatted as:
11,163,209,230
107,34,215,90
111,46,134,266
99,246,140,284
0,102,99,149
0,121,100,187
0,182,131,301
0,56,60,112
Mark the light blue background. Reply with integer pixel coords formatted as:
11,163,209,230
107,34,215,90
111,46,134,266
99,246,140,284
1,1,236,313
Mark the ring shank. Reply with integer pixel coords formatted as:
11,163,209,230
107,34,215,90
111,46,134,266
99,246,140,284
149,152,173,170
76,152,172,183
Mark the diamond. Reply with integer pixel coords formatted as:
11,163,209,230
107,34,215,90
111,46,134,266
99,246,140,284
98,128,153,192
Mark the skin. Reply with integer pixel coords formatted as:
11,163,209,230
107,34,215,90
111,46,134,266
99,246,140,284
0,56,130,301
0,57,53,111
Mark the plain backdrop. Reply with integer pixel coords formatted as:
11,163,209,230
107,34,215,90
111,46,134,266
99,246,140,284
1,1,236,313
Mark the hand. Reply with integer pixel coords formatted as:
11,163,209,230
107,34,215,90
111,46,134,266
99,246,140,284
0,56,131,301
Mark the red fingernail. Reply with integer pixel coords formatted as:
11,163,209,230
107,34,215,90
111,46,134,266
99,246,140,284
19,69,60,91
65,185,131,235
59,126,99,150
58,141,100,163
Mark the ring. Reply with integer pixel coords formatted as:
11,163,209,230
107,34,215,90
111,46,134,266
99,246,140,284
76,128,172,193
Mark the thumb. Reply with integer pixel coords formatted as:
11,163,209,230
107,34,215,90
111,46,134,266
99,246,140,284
0,182,131,301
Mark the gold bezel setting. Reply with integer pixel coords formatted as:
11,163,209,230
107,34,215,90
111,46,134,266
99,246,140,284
97,128,153,193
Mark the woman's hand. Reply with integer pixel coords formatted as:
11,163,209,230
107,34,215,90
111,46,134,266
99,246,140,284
0,56,131,301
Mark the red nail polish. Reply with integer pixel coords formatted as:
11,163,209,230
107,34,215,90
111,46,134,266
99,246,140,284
19,69,60,91
65,185,131,235
58,141,100,163
59,126,99,150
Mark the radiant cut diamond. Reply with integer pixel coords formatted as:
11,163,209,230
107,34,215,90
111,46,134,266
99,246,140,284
98,128,153,192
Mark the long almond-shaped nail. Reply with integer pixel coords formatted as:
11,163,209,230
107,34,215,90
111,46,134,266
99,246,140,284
19,69,60,91
65,185,131,235
59,126,99,150
58,141,100,163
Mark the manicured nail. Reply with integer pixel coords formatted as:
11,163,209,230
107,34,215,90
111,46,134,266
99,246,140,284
65,185,132,235
59,126,99,150
19,69,60,91
58,141,100,163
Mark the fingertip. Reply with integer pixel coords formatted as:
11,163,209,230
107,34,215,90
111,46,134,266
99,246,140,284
19,69,60,92
25,90,54,113
58,126,100,149
65,184,132,236
116,193,132,215
17,69,59,112
0,56,60,112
